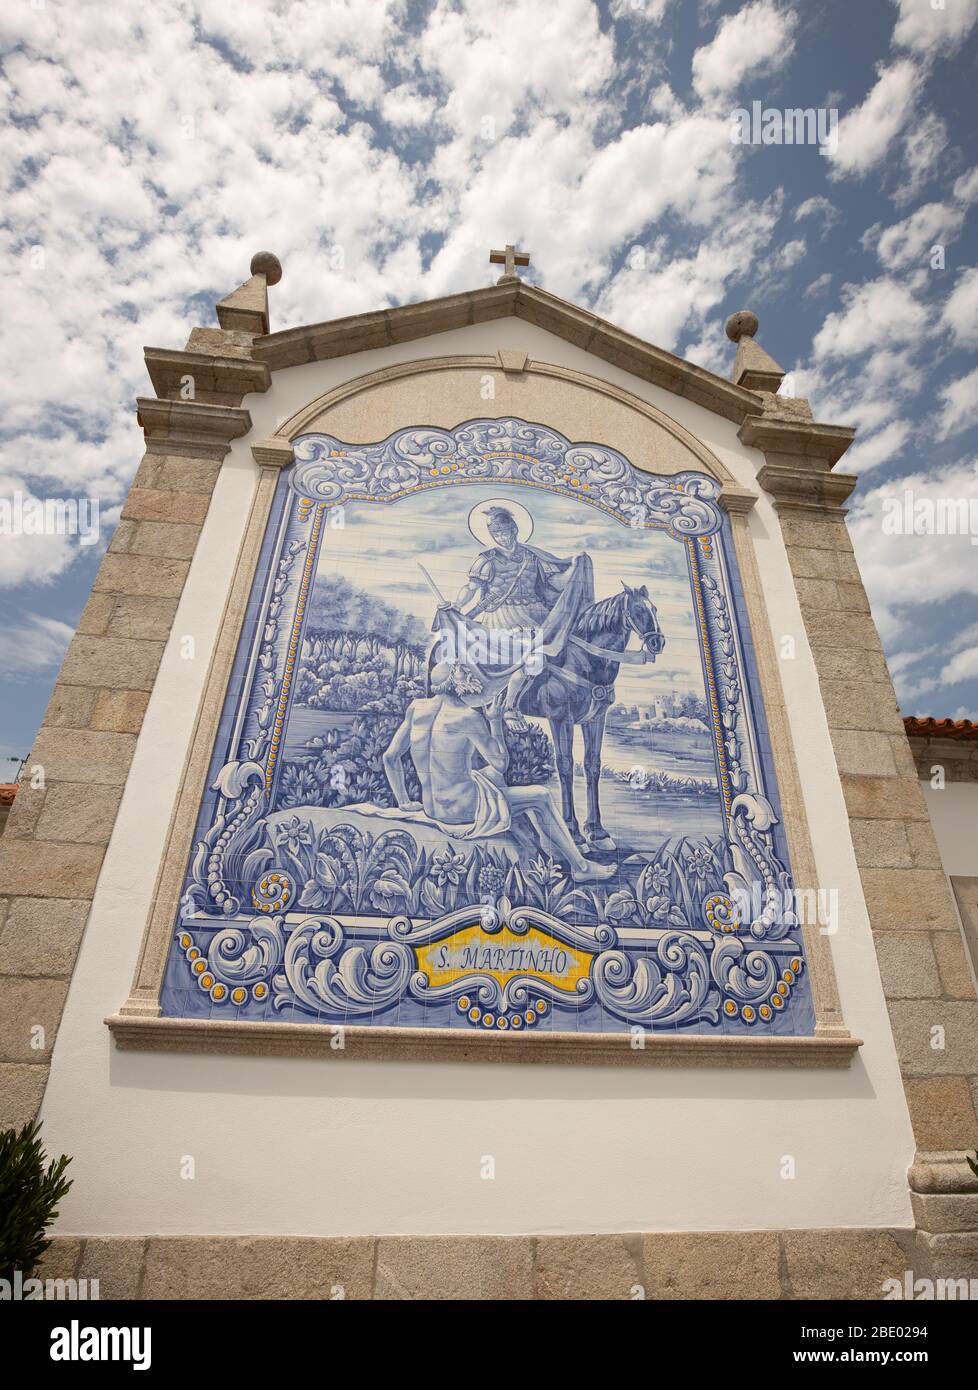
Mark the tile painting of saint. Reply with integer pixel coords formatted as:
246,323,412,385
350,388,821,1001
430,498,595,728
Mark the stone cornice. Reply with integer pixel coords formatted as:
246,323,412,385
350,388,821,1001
250,438,295,469
252,283,765,426
136,398,252,460
739,416,856,465
144,348,270,403
718,487,758,515
756,461,858,512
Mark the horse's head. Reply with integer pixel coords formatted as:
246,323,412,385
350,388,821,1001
622,583,665,659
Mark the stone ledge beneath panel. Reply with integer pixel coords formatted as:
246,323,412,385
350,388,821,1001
105,1014,861,1067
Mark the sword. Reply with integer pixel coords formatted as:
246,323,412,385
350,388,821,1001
418,562,450,608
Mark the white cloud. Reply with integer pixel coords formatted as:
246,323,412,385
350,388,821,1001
611,0,673,20
936,364,978,439
894,620,978,707
381,84,439,129
841,419,911,474
648,82,685,120
940,643,978,686
691,1,797,100
420,0,615,150
0,610,75,676
812,276,927,358
953,165,978,204
793,196,840,233
892,0,978,54
847,463,978,674
874,201,965,269
894,109,947,203
596,194,784,348
826,60,921,179
683,323,731,375
803,272,833,299
794,343,917,439
774,237,806,269
941,266,978,348
0,477,90,587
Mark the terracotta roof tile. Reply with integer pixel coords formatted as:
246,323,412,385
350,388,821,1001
0,783,18,806
903,717,978,740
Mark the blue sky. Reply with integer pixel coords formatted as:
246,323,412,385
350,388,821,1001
1,0,977,772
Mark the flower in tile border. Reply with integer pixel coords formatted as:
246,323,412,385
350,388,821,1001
525,854,564,890
429,847,467,887
275,816,314,859
643,862,670,900
685,845,714,878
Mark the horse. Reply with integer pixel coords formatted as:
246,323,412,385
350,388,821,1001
519,584,665,852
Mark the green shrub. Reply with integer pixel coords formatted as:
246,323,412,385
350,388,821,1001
0,1120,73,1280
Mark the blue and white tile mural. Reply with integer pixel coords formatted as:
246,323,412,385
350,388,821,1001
162,418,814,1037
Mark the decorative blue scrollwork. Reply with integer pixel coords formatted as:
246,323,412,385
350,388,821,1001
593,931,719,1027
273,916,417,1017
290,420,724,540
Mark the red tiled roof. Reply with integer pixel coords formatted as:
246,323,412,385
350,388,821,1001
903,717,978,740
0,784,18,806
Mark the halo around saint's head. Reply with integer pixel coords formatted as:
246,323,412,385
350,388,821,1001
468,497,535,547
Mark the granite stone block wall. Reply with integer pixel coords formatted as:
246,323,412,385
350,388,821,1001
754,443,978,1272
0,398,249,1127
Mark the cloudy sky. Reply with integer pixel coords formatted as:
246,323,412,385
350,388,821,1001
1,0,977,768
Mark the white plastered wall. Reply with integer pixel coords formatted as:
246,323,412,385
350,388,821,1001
922,781,978,878
40,317,916,1236
921,780,978,988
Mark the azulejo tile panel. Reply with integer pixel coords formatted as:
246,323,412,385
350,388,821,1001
161,418,814,1038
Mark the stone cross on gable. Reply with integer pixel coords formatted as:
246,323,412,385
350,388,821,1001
489,244,530,284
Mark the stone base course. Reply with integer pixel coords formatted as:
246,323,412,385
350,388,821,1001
28,1227,950,1300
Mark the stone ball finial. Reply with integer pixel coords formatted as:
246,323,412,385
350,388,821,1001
250,251,282,285
725,310,759,343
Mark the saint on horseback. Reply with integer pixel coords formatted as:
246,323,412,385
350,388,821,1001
426,498,665,853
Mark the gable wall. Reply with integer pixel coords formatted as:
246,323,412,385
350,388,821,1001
13,317,917,1237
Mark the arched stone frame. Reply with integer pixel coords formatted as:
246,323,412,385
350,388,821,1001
275,356,742,486
109,356,855,1063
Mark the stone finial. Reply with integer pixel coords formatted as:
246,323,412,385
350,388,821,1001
216,252,283,336
250,251,282,285
725,310,759,343
724,308,785,392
